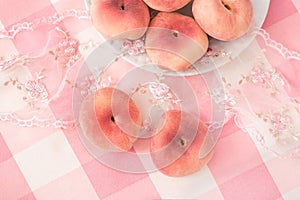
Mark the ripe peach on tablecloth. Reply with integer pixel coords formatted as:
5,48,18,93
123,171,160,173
150,110,213,177
79,87,141,151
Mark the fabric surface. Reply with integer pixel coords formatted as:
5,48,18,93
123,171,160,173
0,0,300,199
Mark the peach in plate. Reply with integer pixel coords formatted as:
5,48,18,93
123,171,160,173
192,0,254,41
145,12,208,71
143,0,192,12
90,0,150,40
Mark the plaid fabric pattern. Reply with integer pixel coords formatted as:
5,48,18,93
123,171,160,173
1,0,300,199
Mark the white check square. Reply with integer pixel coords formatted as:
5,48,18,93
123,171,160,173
149,166,218,199
14,130,81,190
283,186,300,200
0,20,4,30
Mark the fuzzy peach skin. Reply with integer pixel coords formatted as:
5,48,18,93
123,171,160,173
145,12,208,71
143,0,192,12
150,110,213,177
79,87,141,151
90,0,150,40
79,93,117,151
192,0,253,41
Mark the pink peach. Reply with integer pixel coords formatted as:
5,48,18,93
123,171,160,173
143,0,192,12
192,0,253,41
91,0,150,40
79,87,141,151
150,110,213,177
145,12,208,71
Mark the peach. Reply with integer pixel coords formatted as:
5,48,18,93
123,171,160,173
90,0,150,40
145,12,208,71
192,0,253,41
79,87,141,151
143,0,192,12
150,110,213,177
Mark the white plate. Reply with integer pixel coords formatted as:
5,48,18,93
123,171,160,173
85,0,270,75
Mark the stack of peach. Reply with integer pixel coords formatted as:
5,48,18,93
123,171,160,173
91,0,254,71
81,0,254,177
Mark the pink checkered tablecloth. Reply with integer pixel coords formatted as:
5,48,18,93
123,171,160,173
1,0,300,199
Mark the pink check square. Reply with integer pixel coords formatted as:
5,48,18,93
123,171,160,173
263,0,298,28
219,164,282,200
0,158,32,199
83,159,148,199
0,132,12,163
